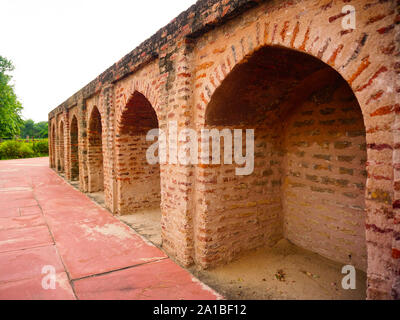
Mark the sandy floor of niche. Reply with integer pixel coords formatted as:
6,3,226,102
190,239,366,300
118,208,162,247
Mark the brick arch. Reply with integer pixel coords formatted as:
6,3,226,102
114,88,162,216
195,1,396,126
198,49,389,127
69,114,79,181
49,121,56,168
57,119,65,172
194,9,397,298
87,105,104,192
68,108,79,124
115,80,161,128
87,103,106,130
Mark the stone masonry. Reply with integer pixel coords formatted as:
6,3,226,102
48,0,399,299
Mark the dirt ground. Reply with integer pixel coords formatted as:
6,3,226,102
86,191,106,207
190,239,366,300
118,208,162,247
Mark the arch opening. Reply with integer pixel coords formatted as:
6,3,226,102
70,116,79,181
200,46,367,299
50,124,56,168
87,106,104,193
58,121,65,173
115,91,162,246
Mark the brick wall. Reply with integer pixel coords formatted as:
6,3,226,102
193,46,367,271
283,74,367,272
87,106,104,192
48,0,399,299
115,91,161,214
57,120,65,172
70,115,79,180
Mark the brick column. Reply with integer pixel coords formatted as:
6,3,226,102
64,109,71,180
160,41,196,266
55,115,60,172
56,111,67,173
78,97,88,192
100,84,117,213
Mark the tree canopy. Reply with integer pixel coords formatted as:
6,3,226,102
0,56,23,138
20,119,48,139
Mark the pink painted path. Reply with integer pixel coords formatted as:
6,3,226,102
0,157,220,300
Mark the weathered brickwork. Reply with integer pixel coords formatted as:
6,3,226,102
49,124,56,169
48,0,399,299
116,91,161,213
87,106,104,192
283,74,367,271
57,118,65,173
193,47,368,271
69,113,79,181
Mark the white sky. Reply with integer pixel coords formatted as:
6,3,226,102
0,0,197,122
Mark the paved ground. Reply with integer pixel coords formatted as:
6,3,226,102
0,157,220,300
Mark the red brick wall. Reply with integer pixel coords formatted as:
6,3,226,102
70,115,79,181
48,0,399,299
283,77,367,272
87,106,104,192
194,46,367,271
115,91,161,214
57,120,65,172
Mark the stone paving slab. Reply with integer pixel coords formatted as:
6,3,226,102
74,259,220,300
49,217,167,280
0,157,220,300
0,207,20,218
0,198,39,211
0,214,46,231
0,225,54,253
20,205,43,216
0,272,75,300
0,245,64,283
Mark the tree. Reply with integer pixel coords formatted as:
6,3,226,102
20,119,48,139
36,121,48,138
20,119,35,138
0,56,22,138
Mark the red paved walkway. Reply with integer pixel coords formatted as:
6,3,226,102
0,157,220,300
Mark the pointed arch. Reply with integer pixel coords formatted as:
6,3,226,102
87,106,104,192
70,115,79,181
57,120,65,172
194,44,368,300
115,90,161,217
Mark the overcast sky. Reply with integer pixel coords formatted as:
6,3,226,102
0,0,197,122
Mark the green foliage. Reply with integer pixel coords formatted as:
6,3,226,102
0,139,48,160
20,119,48,139
0,140,20,159
18,143,35,158
32,139,49,154
0,56,23,138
